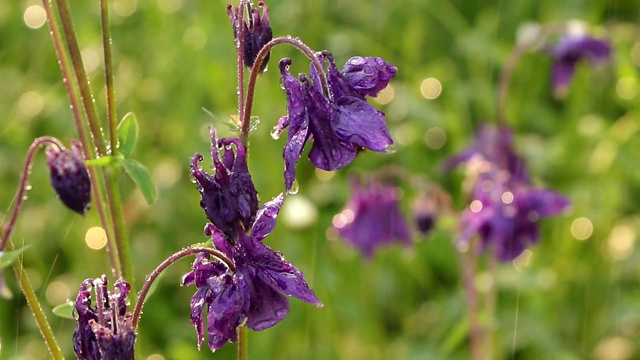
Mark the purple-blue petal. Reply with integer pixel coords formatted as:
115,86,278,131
341,56,397,97
332,96,393,151
251,194,284,242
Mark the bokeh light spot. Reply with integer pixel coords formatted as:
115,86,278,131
332,209,354,229
23,5,46,29
607,223,636,261
114,0,137,17
17,91,44,119
470,200,483,213
282,195,318,229
631,42,640,67
420,77,442,99
183,26,207,51
147,355,165,360
571,217,593,240
616,77,638,100
45,280,70,306
157,0,182,14
395,123,418,146
592,336,634,360
85,227,108,250
512,249,532,272
501,191,514,204
373,85,394,105
424,127,446,149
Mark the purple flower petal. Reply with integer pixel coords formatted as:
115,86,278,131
251,194,284,242
341,56,397,97
332,96,393,151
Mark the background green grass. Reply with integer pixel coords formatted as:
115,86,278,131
1,0,640,359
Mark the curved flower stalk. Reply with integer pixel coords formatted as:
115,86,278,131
332,178,411,258
73,275,136,360
274,52,397,191
182,195,322,351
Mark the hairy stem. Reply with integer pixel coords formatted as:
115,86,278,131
237,326,248,360
100,0,118,156
7,241,65,359
131,246,235,329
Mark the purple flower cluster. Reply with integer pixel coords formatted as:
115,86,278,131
447,124,570,261
46,140,91,215
73,275,135,360
274,52,397,191
183,196,322,351
227,1,272,72
333,179,411,258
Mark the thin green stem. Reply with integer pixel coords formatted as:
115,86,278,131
105,174,134,287
131,246,235,329
41,0,121,276
6,241,65,359
100,0,118,155
460,240,482,360
236,1,247,145
237,326,248,360
240,36,328,144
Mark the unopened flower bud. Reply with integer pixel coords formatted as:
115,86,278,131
46,140,91,215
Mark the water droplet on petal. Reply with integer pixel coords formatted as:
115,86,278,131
270,126,281,140
287,179,299,195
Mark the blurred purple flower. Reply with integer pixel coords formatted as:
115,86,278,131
227,1,272,72
274,53,396,191
182,194,322,352
73,275,135,360
548,34,611,96
46,140,91,215
459,180,570,261
190,127,259,241
443,124,529,183
333,179,411,258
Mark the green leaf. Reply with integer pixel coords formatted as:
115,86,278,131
0,245,30,268
52,301,75,320
202,108,240,132
84,156,117,167
116,158,156,204
117,112,139,158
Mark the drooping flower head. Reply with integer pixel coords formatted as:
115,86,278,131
548,34,610,96
227,1,272,72
73,275,136,360
446,123,571,261
46,140,91,215
274,53,396,191
182,194,322,352
459,178,570,261
333,178,411,258
190,127,259,241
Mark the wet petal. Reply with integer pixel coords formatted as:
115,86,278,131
332,96,393,151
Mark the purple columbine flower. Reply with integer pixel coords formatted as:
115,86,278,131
274,53,396,191
46,140,91,215
548,34,611,96
73,275,136,360
182,194,322,352
227,1,272,72
190,127,259,241
333,179,411,258
443,124,529,183
459,179,570,261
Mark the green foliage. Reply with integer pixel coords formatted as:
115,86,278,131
1,0,640,359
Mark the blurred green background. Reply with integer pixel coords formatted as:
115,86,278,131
1,0,640,359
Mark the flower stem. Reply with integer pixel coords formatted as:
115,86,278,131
0,137,63,252
6,241,65,360
240,36,328,145
236,0,247,145
100,0,118,156
40,0,121,276
460,240,482,360
131,246,235,329
237,326,248,360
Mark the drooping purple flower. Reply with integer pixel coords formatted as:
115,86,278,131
190,127,259,241
182,194,322,352
73,275,136,360
443,124,529,183
274,53,396,190
459,179,570,261
227,1,272,72
548,34,611,96
333,179,411,258
46,140,91,215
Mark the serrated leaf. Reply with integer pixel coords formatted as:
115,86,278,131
52,301,75,320
0,245,30,268
116,158,156,204
84,156,117,167
117,112,139,158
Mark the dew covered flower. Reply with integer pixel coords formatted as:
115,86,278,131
548,34,610,96
333,179,411,258
227,1,272,72
190,127,259,241
182,194,322,352
46,140,91,215
73,275,135,360
274,53,396,190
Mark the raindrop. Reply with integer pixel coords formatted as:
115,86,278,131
188,172,197,184
330,148,341,161
287,179,299,195
22,195,28,201
270,126,281,140
24,184,32,191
